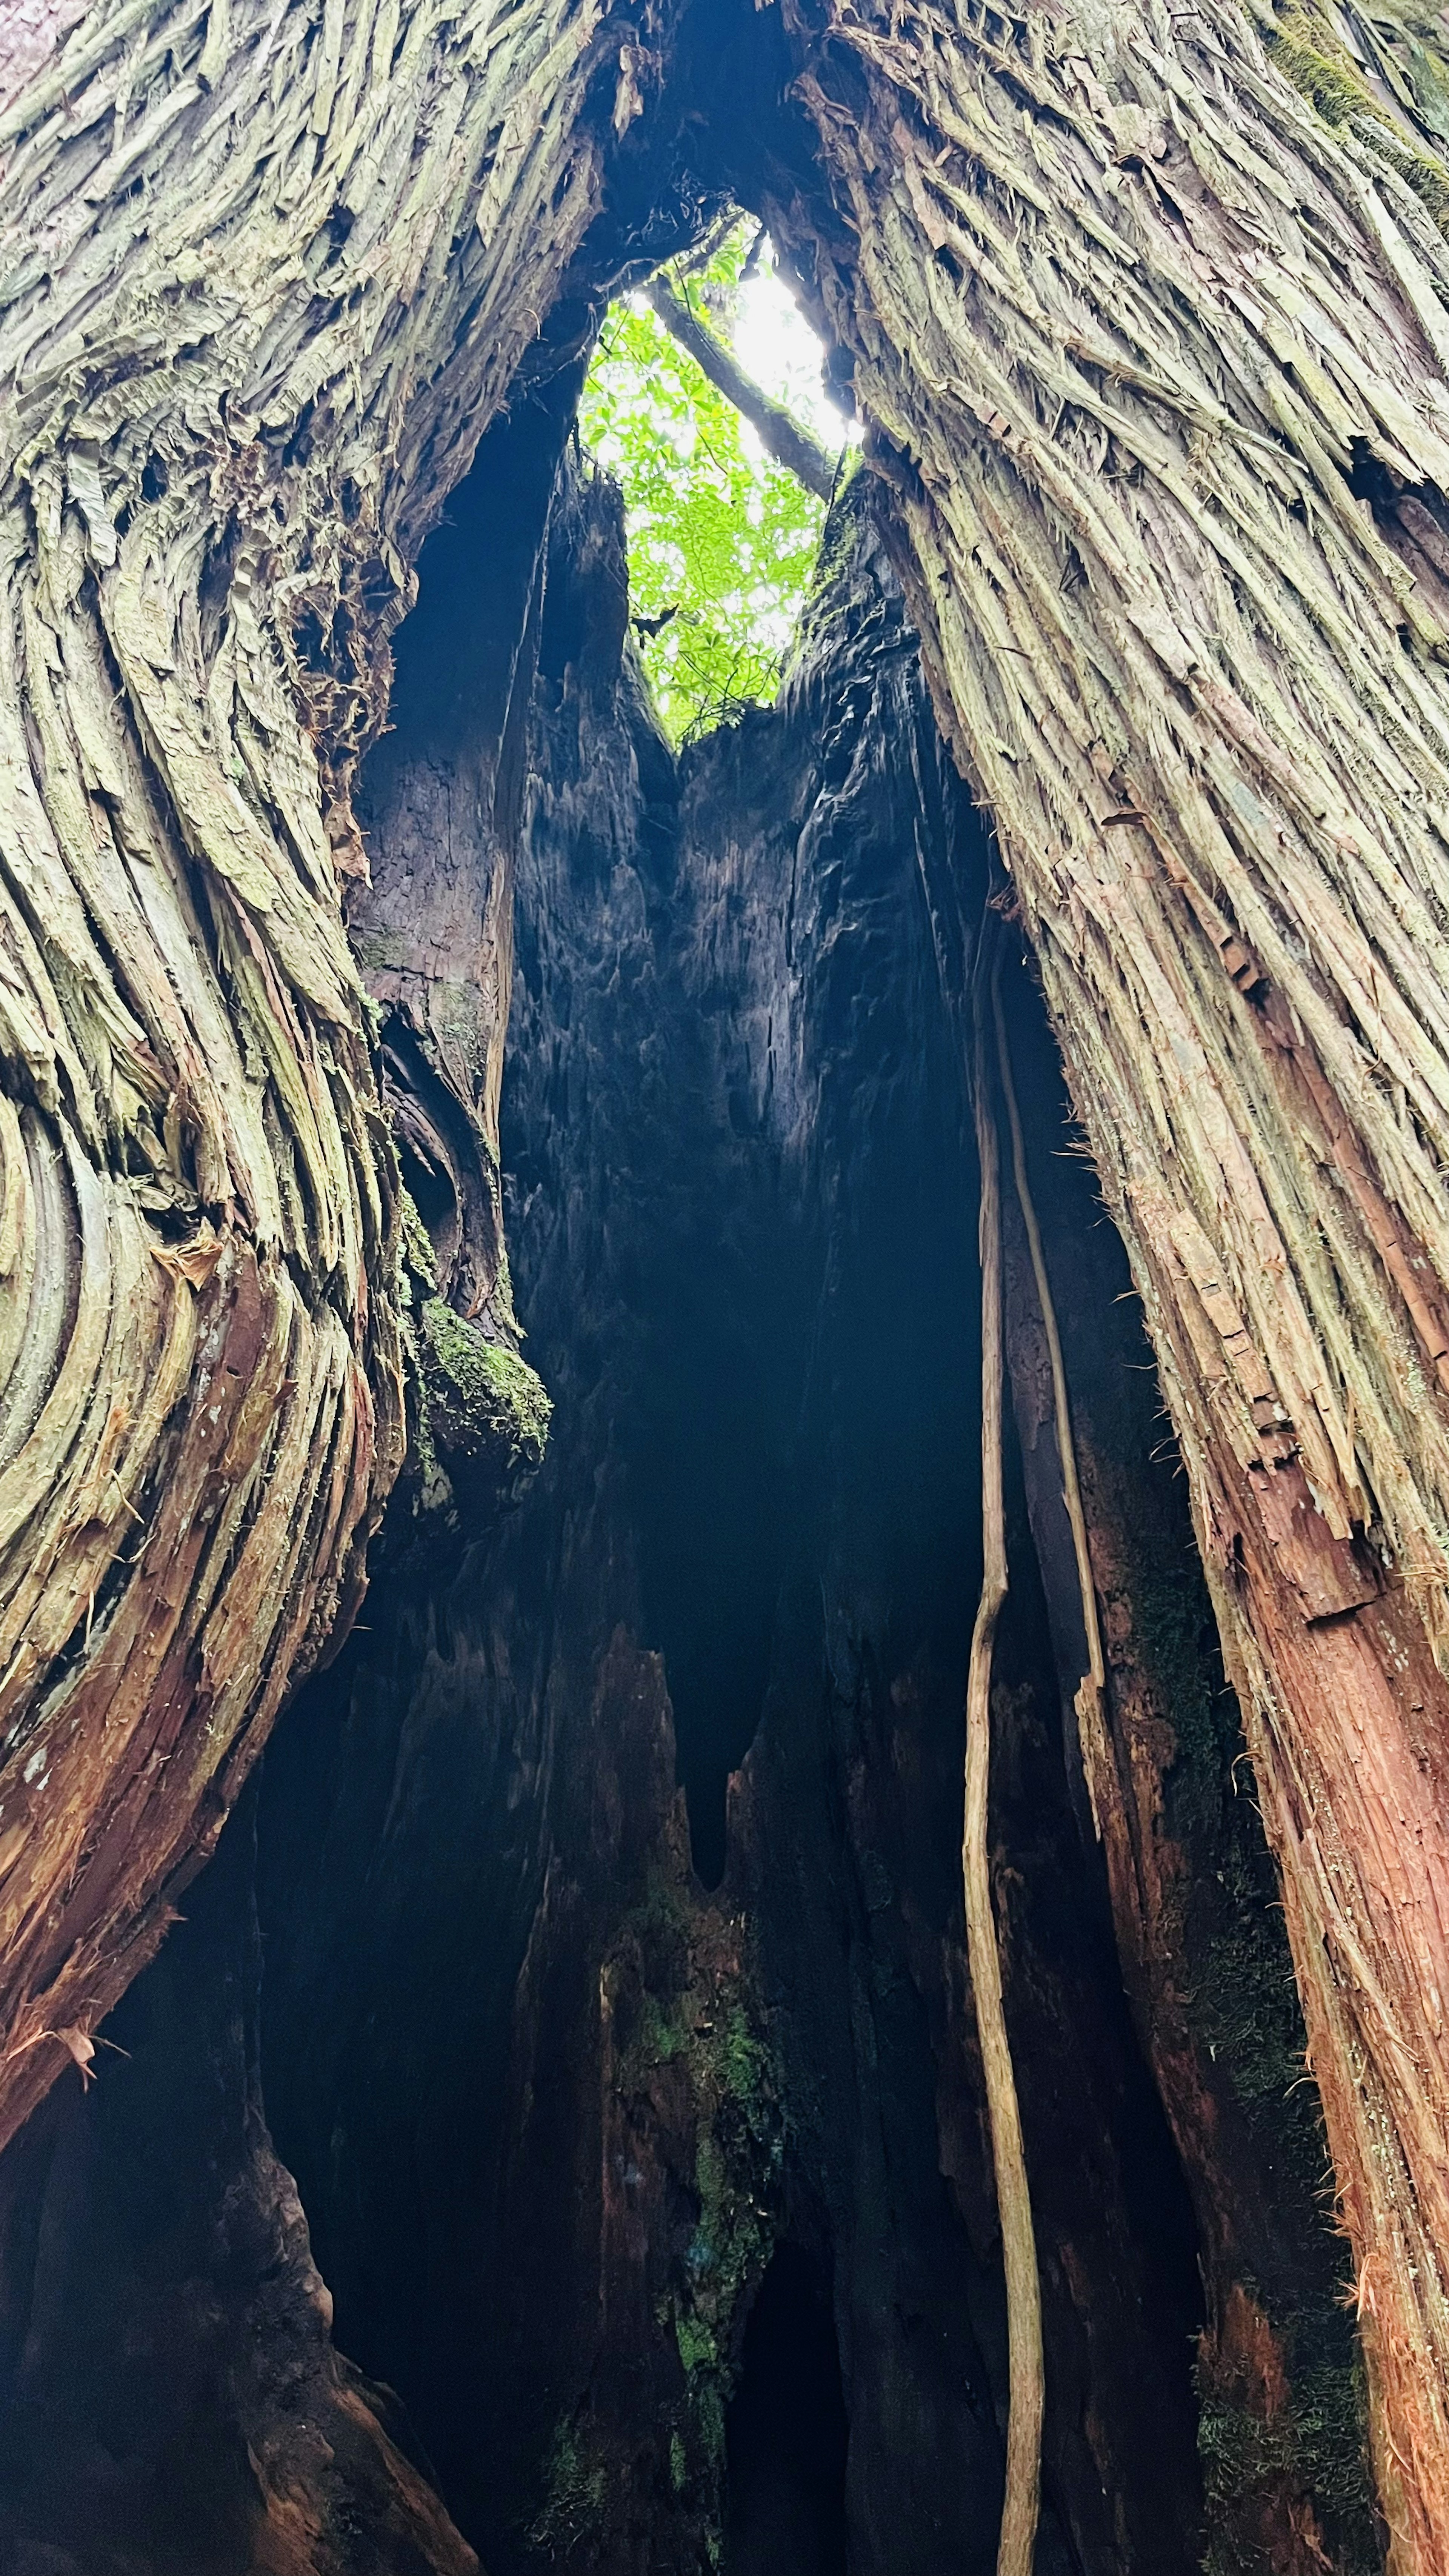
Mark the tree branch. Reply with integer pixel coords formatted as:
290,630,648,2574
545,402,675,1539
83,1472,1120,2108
646,277,839,502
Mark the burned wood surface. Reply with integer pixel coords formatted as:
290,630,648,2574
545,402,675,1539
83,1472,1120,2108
0,1787,480,2576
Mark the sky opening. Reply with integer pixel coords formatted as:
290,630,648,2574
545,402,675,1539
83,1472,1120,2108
579,225,856,742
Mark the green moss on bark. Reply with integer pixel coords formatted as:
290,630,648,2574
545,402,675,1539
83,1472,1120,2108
417,1293,552,1476
1198,2362,1376,2576
611,1869,784,2552
1121,1542,1380,2570
1262,1,1449,231
529,2416,609,2557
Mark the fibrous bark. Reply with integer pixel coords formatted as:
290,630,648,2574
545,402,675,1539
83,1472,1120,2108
995,939,1381,2572
0,0,649,2151
771,7,1449,2560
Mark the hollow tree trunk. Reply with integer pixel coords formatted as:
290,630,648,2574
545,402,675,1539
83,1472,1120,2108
9,0,1449,2562
769,5,1449,2564
0,0,651,2153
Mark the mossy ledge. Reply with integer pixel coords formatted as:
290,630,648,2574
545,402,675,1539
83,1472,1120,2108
416,1293,552,1484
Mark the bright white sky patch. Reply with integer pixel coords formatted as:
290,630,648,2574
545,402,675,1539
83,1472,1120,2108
733,238,859,457
622,235,858,468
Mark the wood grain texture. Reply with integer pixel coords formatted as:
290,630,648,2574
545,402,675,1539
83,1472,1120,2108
780,3,1449,2559
963,948,1044,2576
0,0,649,2154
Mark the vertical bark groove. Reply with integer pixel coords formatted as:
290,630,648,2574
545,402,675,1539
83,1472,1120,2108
992,965,1110,1836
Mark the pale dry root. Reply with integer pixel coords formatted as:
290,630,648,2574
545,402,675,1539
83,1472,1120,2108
0,0,657,2153
963,948,1044,2576
782,1,1449,2558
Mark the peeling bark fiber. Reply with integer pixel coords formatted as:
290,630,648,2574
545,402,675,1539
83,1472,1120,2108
0,0,654,2154
775,5,1449,2563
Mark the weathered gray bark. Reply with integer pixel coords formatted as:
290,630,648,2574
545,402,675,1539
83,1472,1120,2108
0,0,646,2152
770,5,1449,2563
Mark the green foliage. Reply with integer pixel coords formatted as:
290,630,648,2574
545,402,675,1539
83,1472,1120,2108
578,224,829,741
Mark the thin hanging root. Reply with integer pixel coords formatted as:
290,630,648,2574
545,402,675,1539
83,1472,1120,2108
964,947,1045,2576
992,975,1112,1841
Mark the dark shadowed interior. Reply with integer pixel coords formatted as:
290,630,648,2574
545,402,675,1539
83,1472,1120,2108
725,2247,849,2576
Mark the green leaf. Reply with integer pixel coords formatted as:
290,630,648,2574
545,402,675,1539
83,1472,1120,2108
578,225,827,743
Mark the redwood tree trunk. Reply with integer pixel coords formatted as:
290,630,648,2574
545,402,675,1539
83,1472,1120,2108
8,0,1449,2562
0,0,648,2152
770,5,1449,2564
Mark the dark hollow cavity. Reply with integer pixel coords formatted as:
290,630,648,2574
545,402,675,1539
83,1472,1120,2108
253,442,1211,2576
725,2247,849,2576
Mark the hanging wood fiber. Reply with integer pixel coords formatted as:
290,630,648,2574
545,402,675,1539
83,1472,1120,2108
963,946,1044,2576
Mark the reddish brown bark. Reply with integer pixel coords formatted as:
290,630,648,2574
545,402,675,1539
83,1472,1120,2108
772,5,1449,2554
0,0,650,2147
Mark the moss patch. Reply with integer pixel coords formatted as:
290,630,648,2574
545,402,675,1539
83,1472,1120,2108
528,2414,609,2557
1198,2361,1376,2576
608,1868,784,2556
398,1182,438,1293
1120,1536,1381,2570
417,1292,552,1476
1264,1,1449,232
